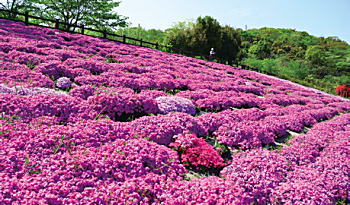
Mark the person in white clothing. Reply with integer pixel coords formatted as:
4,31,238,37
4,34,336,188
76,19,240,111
209,48,216,60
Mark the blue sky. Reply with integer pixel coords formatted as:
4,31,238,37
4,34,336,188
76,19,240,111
118,0,350,43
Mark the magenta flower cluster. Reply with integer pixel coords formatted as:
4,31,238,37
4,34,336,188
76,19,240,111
0,18,349,204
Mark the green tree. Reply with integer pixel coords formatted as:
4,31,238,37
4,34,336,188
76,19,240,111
248,40,272,59
217,26,241,65
305,45,327,66
26,0,128,30
0,0,29,18
165,16,241,62
165,21,194,53
190,16,222,56
116,24,166,44
304,45,336,78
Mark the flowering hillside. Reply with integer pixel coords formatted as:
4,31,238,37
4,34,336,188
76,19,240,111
0,19,349,204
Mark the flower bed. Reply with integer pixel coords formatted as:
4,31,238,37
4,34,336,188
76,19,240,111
0,18,349,204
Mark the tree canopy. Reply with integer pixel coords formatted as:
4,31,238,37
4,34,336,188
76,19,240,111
5,0,128,30
116,24,166,44
165,16,242,65
240,27,350,94
0,0,25,11
0,0,29,18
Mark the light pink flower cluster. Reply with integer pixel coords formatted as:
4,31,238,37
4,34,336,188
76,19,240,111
0,84,68,96
56,77,72,89
156,96,196,115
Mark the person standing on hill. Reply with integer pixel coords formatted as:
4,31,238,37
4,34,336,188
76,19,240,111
209,48,216,61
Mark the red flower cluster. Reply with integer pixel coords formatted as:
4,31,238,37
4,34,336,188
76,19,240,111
335,84,350,97
170,133,225,169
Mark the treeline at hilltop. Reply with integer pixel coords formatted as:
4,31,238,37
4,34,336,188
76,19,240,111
117,17,350,95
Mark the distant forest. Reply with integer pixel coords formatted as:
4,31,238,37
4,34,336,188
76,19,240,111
116,18,350,95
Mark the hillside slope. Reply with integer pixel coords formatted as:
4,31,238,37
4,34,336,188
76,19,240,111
240,27,350,94
0,19,349,204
